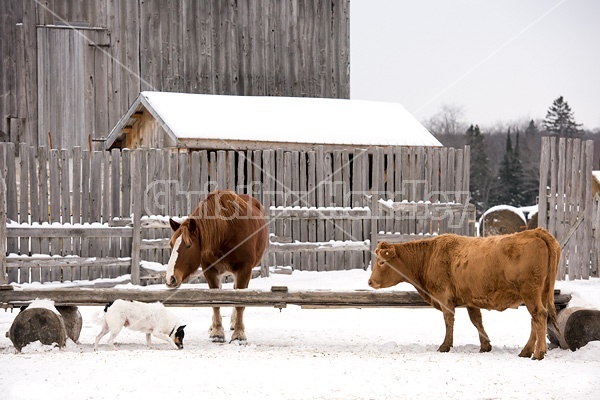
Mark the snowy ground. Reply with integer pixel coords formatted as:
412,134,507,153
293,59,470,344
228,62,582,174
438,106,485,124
1,270,599,400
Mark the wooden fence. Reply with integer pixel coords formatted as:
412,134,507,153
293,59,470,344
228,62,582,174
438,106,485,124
0,142,473,285
538,136,598,279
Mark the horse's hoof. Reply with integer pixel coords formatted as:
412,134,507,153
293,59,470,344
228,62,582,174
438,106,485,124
229,338,248,346
479,343,492,353
211,336,226,343
437,344,451,353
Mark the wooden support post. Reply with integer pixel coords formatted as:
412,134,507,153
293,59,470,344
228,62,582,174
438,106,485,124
130,150,142,285
0,175,7,284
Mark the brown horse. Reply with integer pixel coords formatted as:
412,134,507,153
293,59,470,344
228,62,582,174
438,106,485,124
166,190,268,342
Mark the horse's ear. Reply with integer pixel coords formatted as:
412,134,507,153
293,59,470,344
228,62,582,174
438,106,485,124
169,218,180,232
178,325,186,331
188,218,197,233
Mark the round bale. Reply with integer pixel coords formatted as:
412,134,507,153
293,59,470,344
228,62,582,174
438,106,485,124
548,307,600,351
527,211,538,230
8,306,67,352
478,205,527,237
56,306,83,343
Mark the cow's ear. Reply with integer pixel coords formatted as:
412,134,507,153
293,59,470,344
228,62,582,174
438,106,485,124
378,242,396,260
169,218,181,231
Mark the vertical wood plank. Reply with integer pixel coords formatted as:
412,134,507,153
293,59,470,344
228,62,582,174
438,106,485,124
37,147,50,281
49,149,61,259
307,150,317,271
0,175,6,284
179,152,191,216
80,149,91,273
298,151,309,270
130,149,143,285
89,151,103,277
537,137,550,230
291,150,301,270
261,150,273,276
120,148,132,273
190,151,202,209
28,146,40,279
583,140,594,279
19,143,30,261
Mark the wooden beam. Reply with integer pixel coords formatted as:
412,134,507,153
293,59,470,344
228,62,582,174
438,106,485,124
131,111,144,119
122,126,133,134
0,286,572,310
0,287,429,308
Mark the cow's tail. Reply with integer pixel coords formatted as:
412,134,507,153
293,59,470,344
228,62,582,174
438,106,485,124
534,228,561,332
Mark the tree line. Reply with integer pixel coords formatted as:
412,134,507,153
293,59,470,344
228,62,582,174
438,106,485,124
426,96,600,217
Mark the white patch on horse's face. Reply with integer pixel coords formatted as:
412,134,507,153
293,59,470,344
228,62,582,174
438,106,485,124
166,236,183,285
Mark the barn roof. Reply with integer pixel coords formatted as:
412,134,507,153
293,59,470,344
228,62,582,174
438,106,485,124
105,91,442,150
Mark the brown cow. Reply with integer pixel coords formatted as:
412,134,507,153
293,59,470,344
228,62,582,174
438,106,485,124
368,228,560,360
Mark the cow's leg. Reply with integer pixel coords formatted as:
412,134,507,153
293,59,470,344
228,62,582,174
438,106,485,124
438,305,455,352
204,269,225,342
523,300,548,360
230,267,252,342
467,307,492,352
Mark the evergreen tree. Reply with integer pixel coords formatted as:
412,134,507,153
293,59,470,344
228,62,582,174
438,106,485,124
521,120,540,205
490,133,515,206
543,96,581,137
511,132,527,205
489,132,528,207
466,124,490,217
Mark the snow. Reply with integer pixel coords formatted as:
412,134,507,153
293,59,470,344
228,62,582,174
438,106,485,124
479,204,527,225
1,270,599,400
126,91,442,147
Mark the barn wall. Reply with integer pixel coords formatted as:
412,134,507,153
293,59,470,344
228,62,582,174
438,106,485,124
0,0,350,150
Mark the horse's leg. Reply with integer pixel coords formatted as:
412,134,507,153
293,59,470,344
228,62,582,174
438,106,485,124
467,306,492,352
204,269,225,342
230,266,252,342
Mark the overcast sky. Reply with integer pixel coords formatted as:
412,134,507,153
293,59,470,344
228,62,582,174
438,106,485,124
350,0,600,130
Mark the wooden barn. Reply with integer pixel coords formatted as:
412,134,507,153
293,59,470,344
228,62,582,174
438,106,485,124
0,0,350,150
104,92,442,151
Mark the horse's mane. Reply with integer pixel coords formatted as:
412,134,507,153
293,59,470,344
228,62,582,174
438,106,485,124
183,190,250,250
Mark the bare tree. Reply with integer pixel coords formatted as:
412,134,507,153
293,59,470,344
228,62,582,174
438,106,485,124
423,103,468,136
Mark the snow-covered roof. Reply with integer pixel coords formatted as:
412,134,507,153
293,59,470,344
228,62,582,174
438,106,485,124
105,91,442,149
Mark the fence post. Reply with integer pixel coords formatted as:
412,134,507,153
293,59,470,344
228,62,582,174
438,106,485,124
538,137,550,230
368,148,382,270
130,150,142,285
1,175,7,284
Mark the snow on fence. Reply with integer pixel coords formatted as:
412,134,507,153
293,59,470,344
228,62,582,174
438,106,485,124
0,142,474,285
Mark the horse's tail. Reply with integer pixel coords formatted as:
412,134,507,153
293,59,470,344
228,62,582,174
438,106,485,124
534,228,561,332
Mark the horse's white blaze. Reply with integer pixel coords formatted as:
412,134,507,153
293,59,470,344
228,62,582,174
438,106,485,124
166,236,183,283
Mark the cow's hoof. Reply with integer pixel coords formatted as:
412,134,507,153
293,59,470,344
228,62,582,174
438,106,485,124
518,348,533,358
532,352,546,360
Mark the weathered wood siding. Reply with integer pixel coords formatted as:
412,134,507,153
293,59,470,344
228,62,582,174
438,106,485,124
1,142,473,284
0,0,351,149
538,136,597,280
